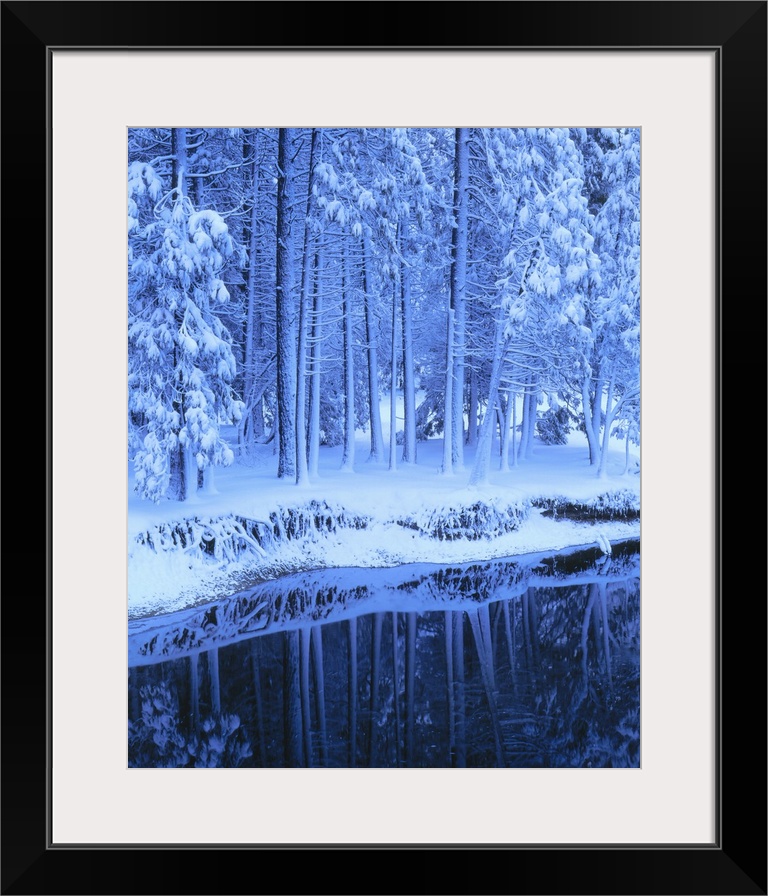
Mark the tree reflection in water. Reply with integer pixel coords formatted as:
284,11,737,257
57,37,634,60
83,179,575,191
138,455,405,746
129,544,639,768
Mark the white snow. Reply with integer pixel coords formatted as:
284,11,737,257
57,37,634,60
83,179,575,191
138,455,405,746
128,414,639,620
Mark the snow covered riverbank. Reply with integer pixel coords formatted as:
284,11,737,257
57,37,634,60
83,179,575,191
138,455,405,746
128,433,640,619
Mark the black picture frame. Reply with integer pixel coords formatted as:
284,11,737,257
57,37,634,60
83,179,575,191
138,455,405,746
4,2,765,893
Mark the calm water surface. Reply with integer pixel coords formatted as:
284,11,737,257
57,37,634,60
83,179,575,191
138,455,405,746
128,540,639,768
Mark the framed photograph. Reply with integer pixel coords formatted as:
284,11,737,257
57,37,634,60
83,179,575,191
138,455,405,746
5,2,765,893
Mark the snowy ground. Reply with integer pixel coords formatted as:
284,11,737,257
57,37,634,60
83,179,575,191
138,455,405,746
128,417,640,619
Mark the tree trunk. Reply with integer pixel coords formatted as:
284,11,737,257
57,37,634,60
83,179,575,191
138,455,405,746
453,611,466,768
389,280,399,472
311,627,328,765
525,384,537,457
392,612,401,768
598,377,616,478
362,236,385,464
517,381,531,464
249,641,267,767
300,627,313,767
441,306,454,475
527,587,540,664
296,129,318,486
468,608,504,767
283,630,303,766
201,465,217,495
478,604,496,692
341,245,356,473
581,375,600,467
168,132,191,501
189,653,200,737
183,446,197,502
522,591,534,671
368,612,383,766
239,133,262,455
348,617,358,767
275,127,298,480
445,612,455,767
469,313,508,486
581,585,598,678
499,390,512,472
405,611,417,767
208,648,221,717
509,390,518,467
467,366,479,447
308,247,323,479
450,127,470,470
502,599,517,689
598,582,613,687
401,258,417,464
623,426,631,474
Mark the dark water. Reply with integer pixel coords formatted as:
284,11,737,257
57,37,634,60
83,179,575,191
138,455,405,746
128,540,639,768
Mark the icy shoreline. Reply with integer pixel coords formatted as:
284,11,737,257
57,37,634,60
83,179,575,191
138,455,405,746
128,499,640,620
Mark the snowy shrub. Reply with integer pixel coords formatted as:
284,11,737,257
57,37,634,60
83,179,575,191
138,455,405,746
536,406,574,445
269,501,370,541
397,499,531,541
128,681,253,768
134,515,273,565
414,388,445,440
535,490,639,522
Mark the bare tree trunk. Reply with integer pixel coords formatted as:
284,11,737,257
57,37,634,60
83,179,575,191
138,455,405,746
308,247,323,478
502,600,517,689
300,627,313,767
468,608,505,766
581,585,598,678
392,612,401,768
525,384,537,457
453,612,466,768
450,127,470,470
362,236,385,464
478,604,496,692
348,617,358,767
389,280,399,472
445,612,456,767
441,305,455,475
400,258,417,464
128,668,140,723
249,641,267,767
341,244,356,473
499,389,512,472
208,648,221,717
296,130,318,486
189,653,200,737
311,626,328,766
240,133,264,454
276,127,298,480
466,366,479,448
522,591,533,671
368,612,383,766
283,631,303,766
469,313,508,486
581,375,600,466
405,611,417,767
527,587,540,664
598,377,619,479
510,391,518,467
517,379,531,464
598,581,613,687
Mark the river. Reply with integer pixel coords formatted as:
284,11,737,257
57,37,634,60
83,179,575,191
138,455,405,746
128,539,640,768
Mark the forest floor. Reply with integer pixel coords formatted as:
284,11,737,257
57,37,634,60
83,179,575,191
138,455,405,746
128,426,640,619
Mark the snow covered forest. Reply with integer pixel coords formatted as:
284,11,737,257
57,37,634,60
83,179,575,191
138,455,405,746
128,126,640,503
